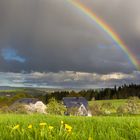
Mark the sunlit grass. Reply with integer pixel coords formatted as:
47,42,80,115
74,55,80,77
0,114,140,140
89,99,127,108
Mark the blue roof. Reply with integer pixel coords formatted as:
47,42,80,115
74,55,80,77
15,98,39,104
63,97,88,108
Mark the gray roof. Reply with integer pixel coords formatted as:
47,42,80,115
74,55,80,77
63,97,88,108
14,98,39,104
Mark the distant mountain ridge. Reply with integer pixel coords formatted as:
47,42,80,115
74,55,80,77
0,86,16,90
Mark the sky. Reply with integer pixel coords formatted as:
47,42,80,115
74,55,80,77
0,0,140,88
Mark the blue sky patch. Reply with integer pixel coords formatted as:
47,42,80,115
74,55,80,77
1,48,26,63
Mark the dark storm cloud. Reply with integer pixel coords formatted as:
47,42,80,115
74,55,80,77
0,0,139,74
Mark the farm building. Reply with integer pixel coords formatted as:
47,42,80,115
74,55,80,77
14,98,39,104
11,98,47,114
63,97,91,116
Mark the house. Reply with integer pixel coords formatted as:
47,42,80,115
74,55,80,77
11,98,47,114
14,98,39,104
63,97,91,116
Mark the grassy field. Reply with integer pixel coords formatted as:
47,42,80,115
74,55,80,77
89,99,127,108
0,114,140,140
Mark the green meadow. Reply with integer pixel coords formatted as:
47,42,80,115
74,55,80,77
89,99,127,108
0,114,140,140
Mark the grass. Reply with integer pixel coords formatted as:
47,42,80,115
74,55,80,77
89,99,127,108
0,114,140,140
0,89,25,93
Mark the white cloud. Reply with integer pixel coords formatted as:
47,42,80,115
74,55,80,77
100,73,134,81
0,71,139,88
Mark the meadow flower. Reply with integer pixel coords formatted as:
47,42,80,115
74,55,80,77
39,122,47,128
28,124,32,129
65,124,72,133
12,124,20,130
39,122,47,126
61,120,64,125
48,126,54,131
67,128,72,133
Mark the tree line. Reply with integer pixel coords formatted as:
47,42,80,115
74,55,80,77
45,84,140,102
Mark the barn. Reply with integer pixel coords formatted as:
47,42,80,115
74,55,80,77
63,97,90,116
14,98,39,104
12,98,47,114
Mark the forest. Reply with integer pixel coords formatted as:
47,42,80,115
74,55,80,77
45,84,140,102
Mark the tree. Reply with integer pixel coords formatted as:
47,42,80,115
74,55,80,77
46,98,66,115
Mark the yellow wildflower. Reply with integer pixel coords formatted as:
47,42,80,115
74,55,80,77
65,124,72,133
39,122,47,128
67,128,72,133
39,122,47,126
61,121,64,125
12,124,20,130
28,124,32,129
48,126,54,131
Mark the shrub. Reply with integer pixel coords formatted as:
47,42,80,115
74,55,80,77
67,107,79,116
46,98,66,115
117,96,140,115
101,102,115,115
101,102,114,109
0,105,11,113
126,96,140,114
89,103,103,116
10,103,28,114
117,104,128,115
90,102,115,116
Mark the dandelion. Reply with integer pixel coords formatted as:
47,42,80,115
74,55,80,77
28,124,32,129
12,124,20,130
39,122,47,126
61,121,64,125
65,124,72,133
39,122,47,128
48,126,54,131
67,128,72,133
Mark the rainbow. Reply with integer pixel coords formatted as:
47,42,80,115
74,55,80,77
68,0,140,70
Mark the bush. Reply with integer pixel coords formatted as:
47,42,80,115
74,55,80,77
101,102,115,115
90,102,115,116
126,96,140,114
89,103,103,116
67,107,79,116
46,98,66,115
117,104,128,115
10,103,28,114
0,105,11,113
117,96,140,115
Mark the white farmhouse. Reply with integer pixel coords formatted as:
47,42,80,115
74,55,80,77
12,98,47,114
